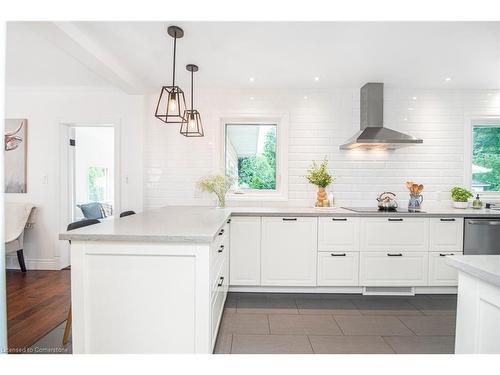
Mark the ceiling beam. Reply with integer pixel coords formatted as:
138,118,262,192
24,21,146,94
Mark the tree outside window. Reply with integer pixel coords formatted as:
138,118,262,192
88,166,108,202
472,126,500,192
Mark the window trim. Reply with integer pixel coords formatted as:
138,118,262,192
218,113,289,201
464,115,500,198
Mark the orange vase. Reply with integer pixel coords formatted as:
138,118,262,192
316,187,327,207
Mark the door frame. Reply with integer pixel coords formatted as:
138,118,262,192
58,120,122,268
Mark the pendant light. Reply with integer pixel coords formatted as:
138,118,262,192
180,64,204,137
155,25,187,124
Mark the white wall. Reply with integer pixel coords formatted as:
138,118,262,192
143,88,500,209
5,88,144,270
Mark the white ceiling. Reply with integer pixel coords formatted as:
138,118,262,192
6,21,500,92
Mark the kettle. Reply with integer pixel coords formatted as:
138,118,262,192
377,192,398,211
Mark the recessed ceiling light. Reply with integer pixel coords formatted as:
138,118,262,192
249,77,255,82
412,96,417,100
249,96,254,100
303,96,308,100
314,77,320,81
404,118,408,121
407,107,414,111
445,77,452,81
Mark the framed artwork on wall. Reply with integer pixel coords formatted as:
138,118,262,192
4,118,28,193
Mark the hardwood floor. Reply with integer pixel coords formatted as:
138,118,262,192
6,269,71,353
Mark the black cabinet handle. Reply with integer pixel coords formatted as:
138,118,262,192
440,218,455,222
217,276,224,287
439,253,455,256
331,253,347,256
387,253,403,256
332,218,347,221
218,229,225,236
282,218,297,221
388,218,403,222
218,245,224,253
227,219,231,224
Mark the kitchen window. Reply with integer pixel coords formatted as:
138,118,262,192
222,116,288,201
467,119,500,195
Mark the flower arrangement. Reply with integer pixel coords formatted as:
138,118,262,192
198,174,234,208
306,158,334,188
306,158,335,207
451,187,473,202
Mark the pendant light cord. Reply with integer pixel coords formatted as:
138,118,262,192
172,34,177,86
191,70,194,111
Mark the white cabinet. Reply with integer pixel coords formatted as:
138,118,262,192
261,217,318,286
317,252,359,286
429,252,461,286
361,217,429,252
229,217,261,286
359,252,429,286
318,217,360,252
429,218,464,252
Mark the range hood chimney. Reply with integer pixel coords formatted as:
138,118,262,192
340,83,423,150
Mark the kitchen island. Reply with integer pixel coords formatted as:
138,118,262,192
446,255,500,354
60,205,500,353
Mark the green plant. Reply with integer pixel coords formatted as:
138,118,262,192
237,130,276,189
198,174,234,208
451,187,473,202
306,157,334,188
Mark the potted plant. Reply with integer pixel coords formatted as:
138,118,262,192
306,158,334,207
198,174,234,208
451,187,473,209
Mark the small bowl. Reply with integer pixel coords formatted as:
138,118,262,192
452,201,469,209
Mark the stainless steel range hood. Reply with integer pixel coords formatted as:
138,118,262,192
340,83,423,150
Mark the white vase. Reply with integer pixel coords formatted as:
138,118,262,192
452,201,469,209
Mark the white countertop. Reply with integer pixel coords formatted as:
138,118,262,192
60,205,500,243
446,255,500,287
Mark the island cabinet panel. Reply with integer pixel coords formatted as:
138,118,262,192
429,252,461,286
229,217,261,286
318,217,360,252
429,218,464,252
261,217,318,286
317,252,359,286
360,217,430,252
359,252,429,286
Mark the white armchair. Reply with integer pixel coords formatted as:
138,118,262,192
5,203,36,272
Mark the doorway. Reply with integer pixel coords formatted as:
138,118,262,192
70,127,115,222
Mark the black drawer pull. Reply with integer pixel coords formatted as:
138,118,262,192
227,219,231,224
218,245,224,253
332,218,347,221
440,218,455,222
331,253,346,256
282,218,297,221
388,218,403,222
218,229,225,236
439,253,455,257
217,276,224,287
387,253,403,256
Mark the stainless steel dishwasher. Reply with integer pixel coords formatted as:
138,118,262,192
464,218,500,255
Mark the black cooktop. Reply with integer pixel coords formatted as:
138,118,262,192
342,207,426,213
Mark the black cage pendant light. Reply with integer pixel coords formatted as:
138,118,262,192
155,26,187,124
180,64,204,137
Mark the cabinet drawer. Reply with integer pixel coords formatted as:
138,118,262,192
317,252,359,286
429,252,461,286
361,217,430,252
429,218,464,252
230,217,261,286
318,217,360,252
210,261,228,348
359,252,429,286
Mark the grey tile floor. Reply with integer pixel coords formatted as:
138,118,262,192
27,292,456,354
214,293,457,354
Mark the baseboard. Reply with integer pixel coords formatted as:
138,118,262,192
229,285,458,295
6,254,60,271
